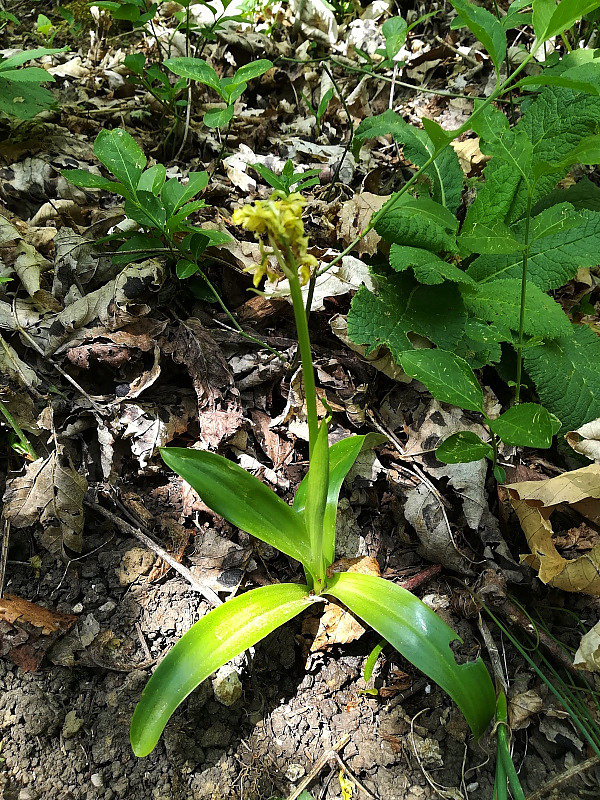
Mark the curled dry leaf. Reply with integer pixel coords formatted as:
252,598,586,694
339,193,389,256
0,594,77,672
507,465,600,595
3,445,88,553
574,620,600,672
566,418,600,461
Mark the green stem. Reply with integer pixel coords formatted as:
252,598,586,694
288,272,319,455
0,400,37,460
496,691,526,800
515,193,533,404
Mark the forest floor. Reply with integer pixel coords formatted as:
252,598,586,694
1,1,600,799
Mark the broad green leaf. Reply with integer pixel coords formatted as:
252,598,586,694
303,419,330,578
399,349,484,412
125,192,166,230
61,169,123,193
354,110,463,212
389,245,476,285
515,74,600,96
131,583,312,756
166,200,207,231
160,447,314,568
450,0,507,73
137,164,167,195
232,58,273,86
532,0,555,42
534,177,600,214
347,272,467,358
204,104,234,128
489,403,560,448
421,117,454,151
458,221,523,255
537,0,600,42
460,278,571,339
176,259,199,279
0,77,55,119
469,207,600,290
294,433,386,566
0,47,66,70
94,128,146,191
164,57,221,92
456,319,505,368
375,195,459,253
524,324,600,432
382,16,408,59
325,572,496,738
436,431,494,463
0,67,55,83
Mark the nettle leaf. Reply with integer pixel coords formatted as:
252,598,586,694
347,272,467,359
354,111,463,212
524,324,600,432
469,207,600,290
456,319,505,367
450,0,507,73
437,431,494,463
94,128,146,191
375,195,459,252
489,403,561,448
0,78,56,119
389,245,475,286
325,572,495,738
399,349,484,412
164,57,221,92
535,0,600,42
458,220,523,256
131,584,313,757
461,278,571,339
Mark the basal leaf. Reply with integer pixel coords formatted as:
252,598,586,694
460,278,571,339
354,111,463,212
450,0,507,73
436,431,494,463
0,47,66,70
399,349,484,412
375,195,458,252
160,447,313,569
131,583,312,756
294,433,386,566
94,128,146,191
489,403,561,448
347,272,467,359
303,418,330,578
325,572,496,738
0,77,55,119
389,245,476,285
458,220,523,256
524,324,600,432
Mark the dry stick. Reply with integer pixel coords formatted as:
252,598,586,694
0,518,10,599
332,752,379,800
84,498,223,607
525,755,600,800
286,734,351,800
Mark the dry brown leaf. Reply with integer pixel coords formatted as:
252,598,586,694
508,689,544,730
451,137,489,174
3,446,88,553
310,556,380,651
338,193,389,256
566,418,600,461
574,620,600,672
507,465,600,595
0,594,77,672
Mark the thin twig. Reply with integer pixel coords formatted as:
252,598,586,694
286,734,351,800
333,752,378,799
0,518,10,599
525,755,600,800
84,498,223,607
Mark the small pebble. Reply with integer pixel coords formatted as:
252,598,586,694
99,600,116,614
18,790,35,800
72,603,84,614
90,774,103,788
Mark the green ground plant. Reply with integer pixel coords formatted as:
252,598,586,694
0,46,65,119
129,191,496,759
343,0,600,470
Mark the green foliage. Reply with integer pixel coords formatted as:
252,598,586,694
0,47,65,119
90,0,157,27
253,160,320,195
399,350,484,413
488,403,561,448
165,56,272,128
436,431,494,464
450,0,507,74
62,128,229,277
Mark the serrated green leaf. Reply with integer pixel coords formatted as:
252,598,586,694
131,583,312,756
535,177,600,214
61,169,123,193
204,104,234,128
399,349,484,412
437,431,494,463
515,74,600,96
0,76,55,118
489,403,560,448
389,245,475,285
294,433,386,566
524,324,600,432
164,56,221,92
376,195,458,252
461,278,571,339
160,447,314,568
347,272,467,359
456,319,505,367
94,128,146,191
459,220,523,255
469,207,600,290
450,0,507,73
325,572,495,738
354,111,463,212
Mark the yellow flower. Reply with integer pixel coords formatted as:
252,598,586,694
232,192,317,286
